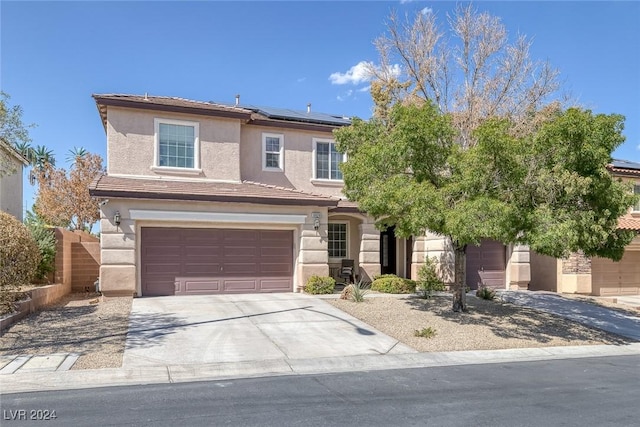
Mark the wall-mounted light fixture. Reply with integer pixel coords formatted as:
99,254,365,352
311,212,321,231
114,211,121,226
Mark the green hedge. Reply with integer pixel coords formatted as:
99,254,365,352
304,275,336,294
371,274,416,294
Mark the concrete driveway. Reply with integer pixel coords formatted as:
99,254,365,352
123,293,416,368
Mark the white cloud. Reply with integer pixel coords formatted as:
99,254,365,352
400,0,414,4
329,61,401,86
358,85,371,93
421,7,433,15
337,89,355,102
329,61,373,85
296,77,306,83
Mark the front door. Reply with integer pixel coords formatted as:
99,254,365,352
380,226,397,275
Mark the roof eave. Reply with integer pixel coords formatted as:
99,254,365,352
88,188,338,207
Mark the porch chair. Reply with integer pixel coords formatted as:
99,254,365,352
339,259,355,284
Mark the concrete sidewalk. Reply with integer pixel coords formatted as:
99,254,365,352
499,291,640,341
2,342,639,395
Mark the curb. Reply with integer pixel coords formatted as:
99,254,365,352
2,343,639,395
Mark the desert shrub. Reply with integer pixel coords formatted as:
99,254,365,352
341,279,369,302
414,327,437,338
476,286,497,301
25,219,56,281
0,212,40,307
416,257,446,299
304,275,336,294
371,274,416,294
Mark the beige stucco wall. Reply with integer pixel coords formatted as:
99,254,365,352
0,146,24,221
106,107,242,181
99,198,331,296
529,251,559,292
239,125,345,198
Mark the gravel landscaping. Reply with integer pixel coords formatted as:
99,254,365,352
0,291,634,370
327,295,632,352
0,293,132,370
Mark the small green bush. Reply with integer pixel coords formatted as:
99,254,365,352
0,211,41,308
25,216,56,281
371,274,416,294
476,286,496,301
304,275,336,294
414,327,437,339
416,257,446,299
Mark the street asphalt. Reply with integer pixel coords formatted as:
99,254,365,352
1,291,639,395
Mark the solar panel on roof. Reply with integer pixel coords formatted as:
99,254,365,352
612,159,640,170
213,101,352,126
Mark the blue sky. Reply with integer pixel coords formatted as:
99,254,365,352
2,1,639,213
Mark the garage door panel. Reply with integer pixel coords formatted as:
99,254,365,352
260,279,294,291
223,263,259,274
184,262,222,275
180,278,221,294
184,245,222,256
466,239,506,290
141,227,293,296
260,263,292,274
223,279,259,292
144,263,181,275
224,246,259,257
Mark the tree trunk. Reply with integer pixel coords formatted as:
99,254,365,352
452,241,467,312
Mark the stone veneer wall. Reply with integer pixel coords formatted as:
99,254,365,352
558,251,592,294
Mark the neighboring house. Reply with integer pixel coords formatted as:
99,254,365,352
530,159,640,296
89,94,530,297
0,139,28,221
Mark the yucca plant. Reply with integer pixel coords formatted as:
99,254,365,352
348,279,370,302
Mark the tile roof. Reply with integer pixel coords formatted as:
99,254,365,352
89,175,339,207
92,94,350,131
618,214,640,232
330,199,362,213
608,159,640,177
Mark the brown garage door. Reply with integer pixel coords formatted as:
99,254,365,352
466,239,506,290
141,227,293,296
591,251,640,296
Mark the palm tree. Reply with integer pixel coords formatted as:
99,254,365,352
66,146,88,166
13,141,35,164
32,145,56,171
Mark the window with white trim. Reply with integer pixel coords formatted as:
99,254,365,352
262,133,284,171
313,138,344,180
154,118,199,169
634,184,640,212
328,222,348,259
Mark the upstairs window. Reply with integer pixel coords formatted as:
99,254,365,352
262,133,284,171
313,138,344,181
155,118,199,169
634,184,640,212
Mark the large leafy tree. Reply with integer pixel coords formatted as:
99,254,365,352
368,4,563,146
334,102,636,311
34,151,104,232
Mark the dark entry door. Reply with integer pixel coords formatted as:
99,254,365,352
380,226,397,275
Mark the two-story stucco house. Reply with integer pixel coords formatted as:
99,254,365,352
89,94,531,297
0,139,28,221
530,159,640,296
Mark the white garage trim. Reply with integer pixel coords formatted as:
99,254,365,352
129,209,307,224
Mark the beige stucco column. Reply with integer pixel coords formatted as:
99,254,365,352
413,232,454,285
98,208,137,297
507,244,531,290
358,222,380,281
297,222,329,291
